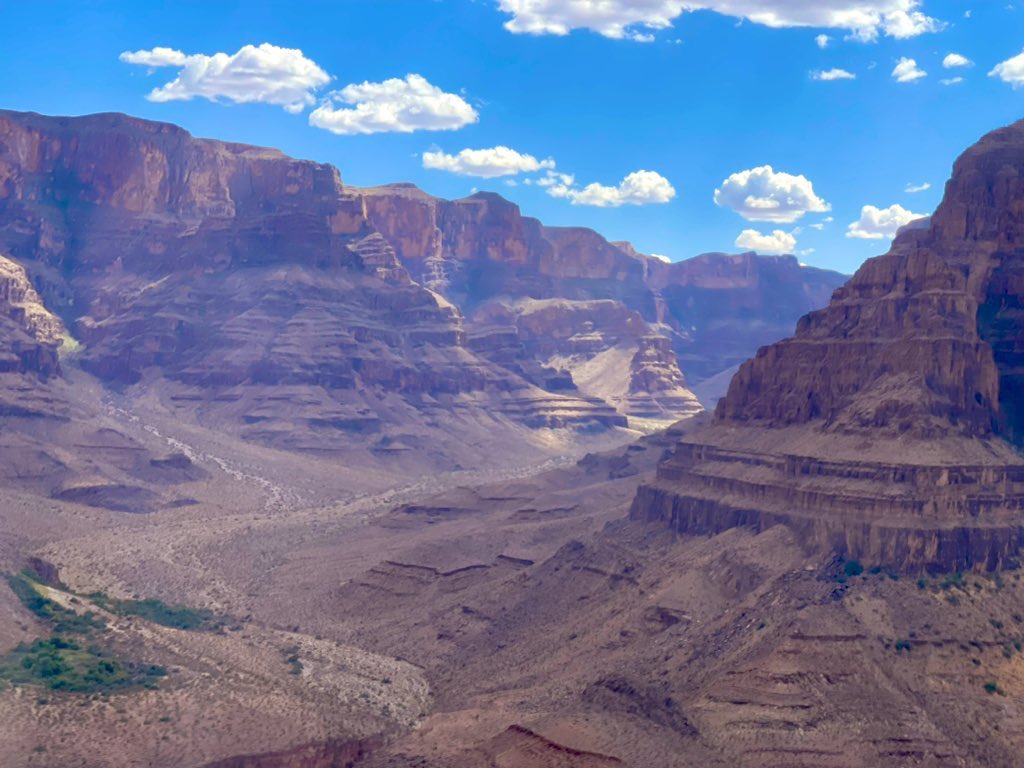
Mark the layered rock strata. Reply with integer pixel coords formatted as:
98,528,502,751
359,183,847,409
0,110,628,448
633,119,1024,573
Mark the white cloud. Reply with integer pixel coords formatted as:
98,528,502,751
847,203,926,239
714,165,830,224
735,228,797,254
498,0,682,39
649,253,673,263
940,76,964,85
990,50,1024,88
536,170,575,188
422,146,555,178
812,68,856,80
905,181,931,193
816,33,831,48
546,170,676,207
309,74,478,135
892,56,927,82
119,43,330,113
497,1,944,42
942,52,974,68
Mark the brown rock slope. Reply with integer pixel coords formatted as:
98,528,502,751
360,184,846,418
0,109,635,472
633,118,1024,574
0,252,204,513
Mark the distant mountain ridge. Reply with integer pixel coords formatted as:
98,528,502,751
0,108,846,501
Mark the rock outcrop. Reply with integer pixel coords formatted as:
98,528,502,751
632,119,1024,574
0,110,632,460
0,253,66,418
360,184,846,420
0,108,843,471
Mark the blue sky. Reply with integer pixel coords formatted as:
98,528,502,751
1,1,1022,273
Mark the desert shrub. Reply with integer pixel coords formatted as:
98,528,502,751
843,560,864,578
6,574,106,634
0,637,165,693
984,680,1001,695
90,592,220,631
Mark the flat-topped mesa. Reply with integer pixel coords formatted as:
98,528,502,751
0,110,632,447
632,119,1024,574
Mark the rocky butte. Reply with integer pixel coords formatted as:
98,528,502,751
633,118,1024,574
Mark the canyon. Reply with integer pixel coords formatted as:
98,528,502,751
5,110,1024,768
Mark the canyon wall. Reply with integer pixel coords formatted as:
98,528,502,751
633,119,1024,574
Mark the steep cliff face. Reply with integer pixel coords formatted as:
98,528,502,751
0,110,635,459
717,120,1024,441
633,119,1024,574
0,254,63,380
652,252,845,382
360,184,846,419
0,253,67,421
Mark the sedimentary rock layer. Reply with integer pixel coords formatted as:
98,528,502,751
633,119,1024,573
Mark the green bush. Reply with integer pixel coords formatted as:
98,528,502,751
843,560,865,578
90,592,221,632
6,573,106,634
3,573,170,694
0,637,166,693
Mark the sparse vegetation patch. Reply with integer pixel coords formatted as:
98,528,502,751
89,593,222,632
3,573,171,694
0,637,166,693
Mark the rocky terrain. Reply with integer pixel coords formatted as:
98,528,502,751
361,183,846,413
0,108,848,506
11,109,1024,768
633,118,1024,575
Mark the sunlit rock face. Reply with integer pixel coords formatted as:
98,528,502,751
633,119,1024,574
359,183,846,420
0,109,640,453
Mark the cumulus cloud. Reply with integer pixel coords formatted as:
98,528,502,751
816,34,831,48
714,165,830,224
990,50,1024,88
812,68,856,80
119,43,330,113
892,57,927,82
422,146,554,178
497,1,944,42
649,253,673,263
847,203,926,239
735,228,797,254
546,170,676,207
940,76,964,85
309,74,478,135
905,181,931,193
942,52,974,68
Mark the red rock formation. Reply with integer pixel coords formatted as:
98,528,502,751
360,184,846,401
717,120,1024,439
632,119,1024,573
0,110,629,449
